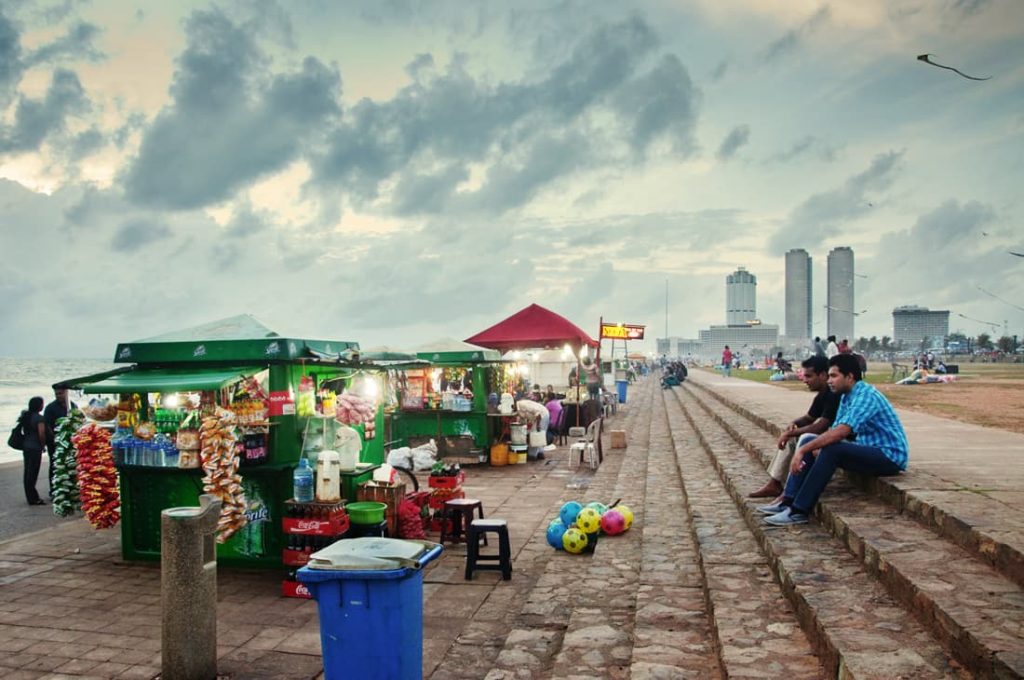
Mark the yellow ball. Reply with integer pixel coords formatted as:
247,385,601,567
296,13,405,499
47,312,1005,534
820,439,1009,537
612,504,633,530
562,528,588,554
576,507,602,534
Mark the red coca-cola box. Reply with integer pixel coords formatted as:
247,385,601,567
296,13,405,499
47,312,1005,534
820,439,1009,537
281,579,312,599
282,549,311,567
282,514,350,537
427,471,465,490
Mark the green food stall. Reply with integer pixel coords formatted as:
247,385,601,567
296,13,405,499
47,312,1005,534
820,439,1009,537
64,315,386,568
390,338,504,461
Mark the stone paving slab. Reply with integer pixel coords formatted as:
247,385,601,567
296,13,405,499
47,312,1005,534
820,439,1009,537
669,385,971,679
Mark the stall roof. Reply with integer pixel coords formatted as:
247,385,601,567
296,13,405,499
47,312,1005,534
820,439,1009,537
81,366,263,394
112,314,359,364
464,304,598,351
414,337,502,364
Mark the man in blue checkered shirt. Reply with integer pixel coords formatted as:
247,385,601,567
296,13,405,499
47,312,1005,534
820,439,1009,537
760,353,908,526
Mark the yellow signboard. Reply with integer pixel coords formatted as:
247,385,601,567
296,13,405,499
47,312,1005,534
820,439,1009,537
600,324,645,340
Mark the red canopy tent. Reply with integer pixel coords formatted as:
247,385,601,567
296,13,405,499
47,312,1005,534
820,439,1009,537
464,303,598,351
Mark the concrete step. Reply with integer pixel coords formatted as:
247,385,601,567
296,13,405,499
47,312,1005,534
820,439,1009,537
685,378,1024,591
656,388,822,677
668,386,974,679
679,383,1024,678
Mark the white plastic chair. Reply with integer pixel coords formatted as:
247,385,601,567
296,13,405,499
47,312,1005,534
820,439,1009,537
568,418,601,469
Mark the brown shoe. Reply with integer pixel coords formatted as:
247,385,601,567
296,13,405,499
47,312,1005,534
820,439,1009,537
747,479,783,499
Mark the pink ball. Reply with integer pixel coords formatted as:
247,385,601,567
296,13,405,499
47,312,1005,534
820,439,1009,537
600,509,627,536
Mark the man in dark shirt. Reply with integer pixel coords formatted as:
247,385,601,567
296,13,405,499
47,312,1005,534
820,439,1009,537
43,385,76,494
747,355,841,499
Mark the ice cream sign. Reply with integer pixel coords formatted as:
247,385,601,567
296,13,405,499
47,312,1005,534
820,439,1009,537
600,323,645,340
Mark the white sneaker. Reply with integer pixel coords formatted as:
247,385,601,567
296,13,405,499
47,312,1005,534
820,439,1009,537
543,444,557,452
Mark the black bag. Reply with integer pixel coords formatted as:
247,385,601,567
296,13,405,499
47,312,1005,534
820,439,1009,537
7,420,25,451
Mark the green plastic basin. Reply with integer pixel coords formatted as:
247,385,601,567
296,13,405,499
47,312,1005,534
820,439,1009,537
346,501,387,525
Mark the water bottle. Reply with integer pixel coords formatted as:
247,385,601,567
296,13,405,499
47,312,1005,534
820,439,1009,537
293,458,314,503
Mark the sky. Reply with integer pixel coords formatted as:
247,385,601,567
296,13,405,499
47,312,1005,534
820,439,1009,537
0,0,1022,358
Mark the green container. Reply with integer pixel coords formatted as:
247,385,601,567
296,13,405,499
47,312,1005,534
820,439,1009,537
347,502,387,524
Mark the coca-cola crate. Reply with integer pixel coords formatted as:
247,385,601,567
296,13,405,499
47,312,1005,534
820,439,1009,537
428,489,464,510
427,517,454,534
427,471,465,489
406,490,431,508
282,549,311,567
282,513,350,537
281,579,312,599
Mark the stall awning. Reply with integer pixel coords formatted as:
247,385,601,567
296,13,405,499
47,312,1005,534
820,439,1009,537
81,367,263,394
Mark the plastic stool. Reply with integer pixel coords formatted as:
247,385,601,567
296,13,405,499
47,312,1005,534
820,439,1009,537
465,519,512,580
440,498,485,545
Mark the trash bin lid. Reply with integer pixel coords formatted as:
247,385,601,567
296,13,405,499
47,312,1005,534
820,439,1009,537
306,537,440,571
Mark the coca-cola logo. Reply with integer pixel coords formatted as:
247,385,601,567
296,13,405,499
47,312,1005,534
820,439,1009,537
296,584,310,597
294,520,323,531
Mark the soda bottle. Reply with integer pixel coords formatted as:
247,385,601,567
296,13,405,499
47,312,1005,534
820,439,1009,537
293,458,314,503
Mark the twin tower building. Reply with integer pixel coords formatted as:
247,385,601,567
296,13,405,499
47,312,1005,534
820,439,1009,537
723,247,855,343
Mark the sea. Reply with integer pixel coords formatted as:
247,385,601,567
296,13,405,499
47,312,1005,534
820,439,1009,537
0,358,115,464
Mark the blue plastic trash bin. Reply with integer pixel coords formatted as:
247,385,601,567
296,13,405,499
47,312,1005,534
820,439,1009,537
298,538,443,680
616,379,628,404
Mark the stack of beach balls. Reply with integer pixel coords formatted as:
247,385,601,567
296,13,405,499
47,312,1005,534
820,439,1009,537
546,500,634,554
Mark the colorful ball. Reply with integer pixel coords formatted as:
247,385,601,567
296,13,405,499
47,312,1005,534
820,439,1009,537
600,509,627,535
585,501,608,516
612,504,633,530
559,501,583,527
562,528,588,554
546,520,567,550
576,507,602,534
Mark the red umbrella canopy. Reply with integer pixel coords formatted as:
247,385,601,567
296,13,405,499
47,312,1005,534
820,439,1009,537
465,304,598,351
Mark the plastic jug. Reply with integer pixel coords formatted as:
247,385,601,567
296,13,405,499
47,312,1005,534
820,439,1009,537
333,426,362,472
293,458,314,502
316,451,341,503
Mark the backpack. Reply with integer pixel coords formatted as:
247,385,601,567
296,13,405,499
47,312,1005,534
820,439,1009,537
7,416,26,451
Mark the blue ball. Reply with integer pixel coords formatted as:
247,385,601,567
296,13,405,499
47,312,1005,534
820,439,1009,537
546,519,567,549
559,501,583,527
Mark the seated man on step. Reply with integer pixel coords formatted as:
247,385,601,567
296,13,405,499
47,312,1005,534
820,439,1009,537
760,353,908,526
748,355,840,500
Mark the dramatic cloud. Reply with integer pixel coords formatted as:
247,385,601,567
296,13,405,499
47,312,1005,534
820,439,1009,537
123,9,341,209
0,11,24,100
772,150,903,252
24,21,104,66
761,5,830,63
765,136,841,164
716,124,750,161
110,218,172,252
0,68,88,153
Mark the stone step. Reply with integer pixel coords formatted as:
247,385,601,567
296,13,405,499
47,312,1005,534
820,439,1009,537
685,378,1024,591
656,388,822,677
679,383,1024,678
476,380,652,679
668,386,974,679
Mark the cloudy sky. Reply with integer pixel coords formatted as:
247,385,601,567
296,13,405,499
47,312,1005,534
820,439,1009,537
1,0,1022,358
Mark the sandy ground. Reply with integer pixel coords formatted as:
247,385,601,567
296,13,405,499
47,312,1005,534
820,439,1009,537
769,362,1024,435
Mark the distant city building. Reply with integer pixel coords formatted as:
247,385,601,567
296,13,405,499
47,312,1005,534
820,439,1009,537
726,267,757,325
656,337,702,358
892,305,950,349
785,249,812,340
698,322,779,361
827,247,855,341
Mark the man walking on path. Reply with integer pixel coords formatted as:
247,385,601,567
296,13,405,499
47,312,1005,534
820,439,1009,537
760,353,908,526
721,346,733,377
825,335,839,358
747,356,840,499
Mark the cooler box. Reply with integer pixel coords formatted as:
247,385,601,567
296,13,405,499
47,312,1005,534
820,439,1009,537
615,380,628,404
297,538,443,680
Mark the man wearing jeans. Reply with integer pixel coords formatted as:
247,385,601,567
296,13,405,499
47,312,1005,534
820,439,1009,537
760,353,908,526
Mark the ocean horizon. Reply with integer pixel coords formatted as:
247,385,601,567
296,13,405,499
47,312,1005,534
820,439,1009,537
0,358,114,464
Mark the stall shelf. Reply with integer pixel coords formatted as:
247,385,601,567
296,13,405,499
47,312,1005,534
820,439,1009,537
63,314,387,568
390,339,504,460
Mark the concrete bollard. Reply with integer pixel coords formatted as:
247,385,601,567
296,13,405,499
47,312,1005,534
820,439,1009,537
161,494,222,680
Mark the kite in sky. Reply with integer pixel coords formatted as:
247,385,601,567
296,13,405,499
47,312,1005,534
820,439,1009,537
1010,251,1024,258
917,54,991,81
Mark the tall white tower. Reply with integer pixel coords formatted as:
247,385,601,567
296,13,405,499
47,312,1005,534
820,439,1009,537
785,249,812,339
827,247,855,340
726,267,757,325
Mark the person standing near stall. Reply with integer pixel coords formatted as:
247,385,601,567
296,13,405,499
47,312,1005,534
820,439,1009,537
19,397,48,506
581,357,601,400
43,385,76,495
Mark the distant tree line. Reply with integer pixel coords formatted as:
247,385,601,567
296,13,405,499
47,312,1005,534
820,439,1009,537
852,333,1020,355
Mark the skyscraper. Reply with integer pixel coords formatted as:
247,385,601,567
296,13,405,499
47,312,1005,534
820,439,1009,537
827,246,855,341
785,249,812,339
726,267,757,325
